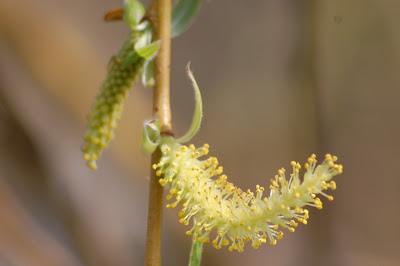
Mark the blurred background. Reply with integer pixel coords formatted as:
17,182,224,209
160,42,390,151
0,0,399,265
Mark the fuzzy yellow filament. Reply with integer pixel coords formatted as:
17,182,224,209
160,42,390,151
153,141,343,252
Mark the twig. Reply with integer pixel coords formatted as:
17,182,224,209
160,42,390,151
144,0,173,265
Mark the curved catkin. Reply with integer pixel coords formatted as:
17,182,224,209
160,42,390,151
153,142,343,252
83,31,144,169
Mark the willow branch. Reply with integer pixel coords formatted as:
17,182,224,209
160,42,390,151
145,0,172,265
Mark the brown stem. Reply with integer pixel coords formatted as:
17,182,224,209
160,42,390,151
145,0,172,265
150,1,173,135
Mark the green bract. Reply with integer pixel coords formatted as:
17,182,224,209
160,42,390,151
140,64,203,154
123,30,159,69
141,119,161,154
136,40,161,59
142,60,155,87
124,0,146,29
174,64,203,143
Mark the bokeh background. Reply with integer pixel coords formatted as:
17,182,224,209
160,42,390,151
0,0,399,265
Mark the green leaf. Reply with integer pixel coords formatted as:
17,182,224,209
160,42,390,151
142,60,155,87
175,64,203,143
124,0,146,29
171,0,201,38
141,119,161,154
135,40,161,59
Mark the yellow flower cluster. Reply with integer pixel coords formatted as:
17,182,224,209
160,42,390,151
83,31,144,169
153,142,343,252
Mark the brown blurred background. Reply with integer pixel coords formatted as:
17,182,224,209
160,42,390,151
0,0,399,265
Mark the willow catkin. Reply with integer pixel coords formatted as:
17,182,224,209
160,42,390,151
153,142,343,252
83,31,144,169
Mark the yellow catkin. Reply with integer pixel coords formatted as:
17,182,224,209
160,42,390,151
83,31,144,169
154,142,343,251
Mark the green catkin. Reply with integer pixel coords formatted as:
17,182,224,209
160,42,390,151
83,31,145,169
153,142,343,252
